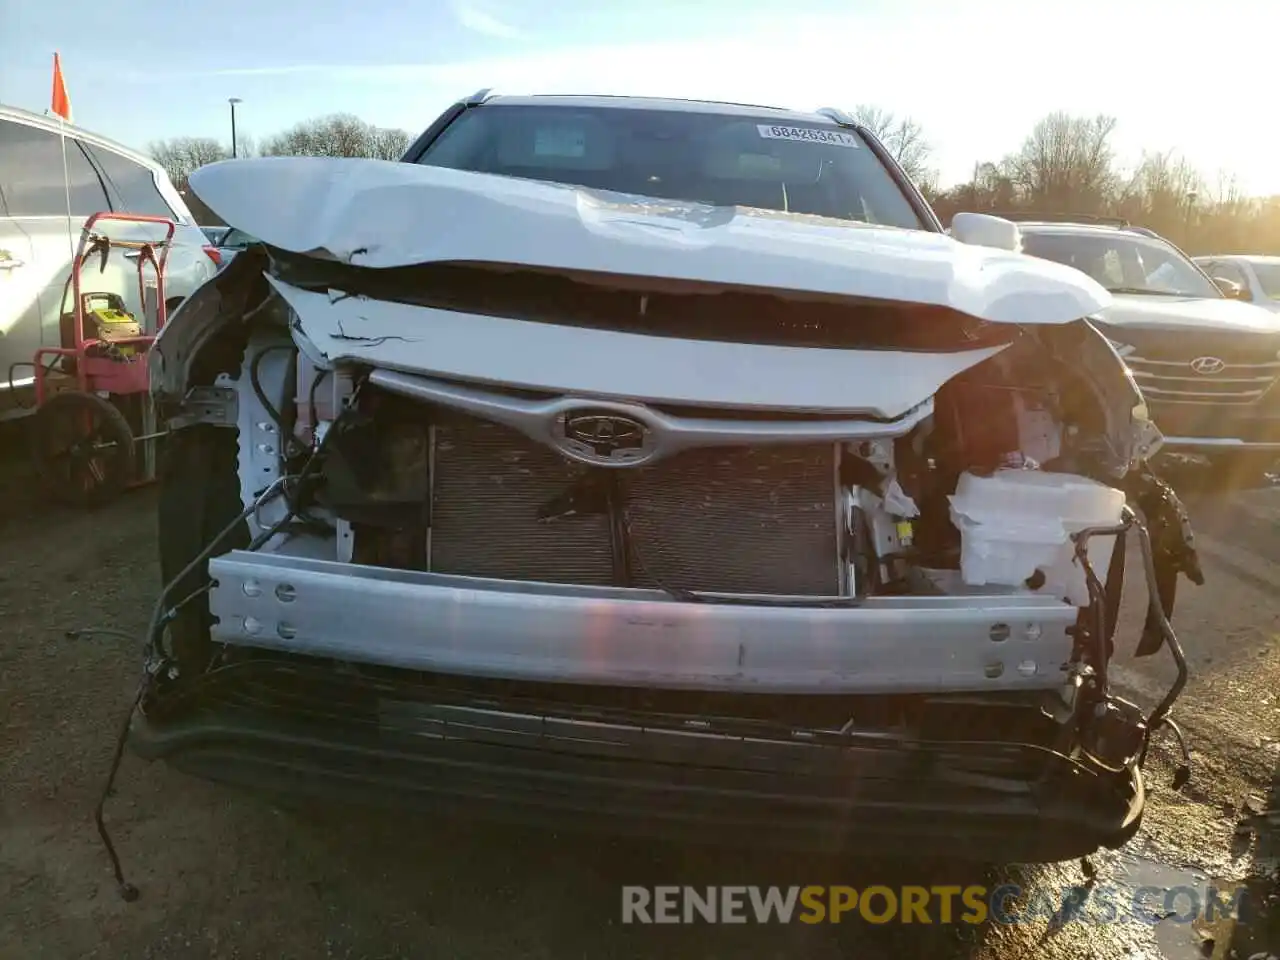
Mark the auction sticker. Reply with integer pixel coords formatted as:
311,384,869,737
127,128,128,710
757,124,860,148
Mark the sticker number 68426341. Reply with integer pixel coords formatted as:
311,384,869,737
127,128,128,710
756,124,860,148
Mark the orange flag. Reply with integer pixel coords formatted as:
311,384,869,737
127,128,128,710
51,52,72,123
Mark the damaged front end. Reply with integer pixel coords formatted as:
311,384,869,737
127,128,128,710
132,166,1202,865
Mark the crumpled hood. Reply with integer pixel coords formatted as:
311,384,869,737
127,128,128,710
1100,293,1280,335
188,156,1111,326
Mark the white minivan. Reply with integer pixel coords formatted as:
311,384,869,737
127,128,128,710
0,105,218,416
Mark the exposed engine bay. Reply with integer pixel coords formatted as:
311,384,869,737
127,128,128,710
150,248,1201,719
309,346,1110,602
201,252,1177,608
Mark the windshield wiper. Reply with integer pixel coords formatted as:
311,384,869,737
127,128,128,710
1106,286,1179,297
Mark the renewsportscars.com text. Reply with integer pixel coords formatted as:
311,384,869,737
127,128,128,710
620,884,1253,926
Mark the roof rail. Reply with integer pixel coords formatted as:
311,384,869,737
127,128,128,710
463,88,496,106
815,106,857,128
989,211,1131,228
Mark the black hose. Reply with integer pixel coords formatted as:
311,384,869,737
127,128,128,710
307,368,330,434
248,344,289,437
281,349,299,445
248,343,309,467
94,678,146,902
7,362,34,393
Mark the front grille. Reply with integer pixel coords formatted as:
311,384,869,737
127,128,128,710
430,417,616,586
1127,354,1280,406
428,414,839,595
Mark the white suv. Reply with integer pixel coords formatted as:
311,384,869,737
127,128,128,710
0,105,217,414
134,94,1203,869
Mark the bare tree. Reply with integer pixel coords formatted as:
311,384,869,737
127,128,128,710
1002,112,1119,213
149,137,231,191
259,114,412,160
370,126,411,161
914,171,941,205
1113,149,1205,243
852,105,934,184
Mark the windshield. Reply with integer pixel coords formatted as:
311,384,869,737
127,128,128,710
220,228,258,249
1249,262,1280,299
1020,230,1220,299
415,104,926,230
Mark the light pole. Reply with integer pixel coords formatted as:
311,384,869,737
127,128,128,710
228,97,242,158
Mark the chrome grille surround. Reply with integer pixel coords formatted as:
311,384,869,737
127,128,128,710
1125,354,1280,406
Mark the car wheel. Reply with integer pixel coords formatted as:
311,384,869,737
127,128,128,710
157,423,248,674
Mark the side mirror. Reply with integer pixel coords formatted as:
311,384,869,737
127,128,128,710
950,212,1022,252
1212,276,1252,300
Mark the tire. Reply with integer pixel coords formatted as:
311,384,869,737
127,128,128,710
157,424,249,674
29,391,136,508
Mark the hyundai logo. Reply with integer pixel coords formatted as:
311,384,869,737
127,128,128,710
1189,356,1226,375
558,409,649,464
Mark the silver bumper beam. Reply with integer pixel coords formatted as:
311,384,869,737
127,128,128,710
208,552,1078,695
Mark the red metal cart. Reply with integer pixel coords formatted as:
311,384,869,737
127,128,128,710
28,212,176,507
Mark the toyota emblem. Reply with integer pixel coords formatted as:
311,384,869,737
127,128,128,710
556,409,650,464
1189,356,1226,375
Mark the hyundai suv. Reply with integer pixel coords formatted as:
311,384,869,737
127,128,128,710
1013,215,1280,482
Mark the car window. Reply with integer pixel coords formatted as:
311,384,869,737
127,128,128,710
1206,260,1247,287
416,104,927,230
83,143,176,218
1020,230,1220,298
0,120,111,217
220,228,257,248
1249,262,1280,299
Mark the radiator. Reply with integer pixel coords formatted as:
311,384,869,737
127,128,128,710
428,414,840,596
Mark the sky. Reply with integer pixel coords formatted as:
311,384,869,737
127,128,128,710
4,0,1279,195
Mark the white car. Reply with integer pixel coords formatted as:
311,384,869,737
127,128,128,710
132,94,1203,873
0,105,218,414
1192,254,1280,312
205,225,258,270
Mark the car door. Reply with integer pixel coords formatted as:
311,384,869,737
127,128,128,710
0,119,53,392
2,118,117,354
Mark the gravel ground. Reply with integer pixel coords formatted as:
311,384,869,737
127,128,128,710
0,440,1275,960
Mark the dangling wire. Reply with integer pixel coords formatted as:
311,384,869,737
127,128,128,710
91,402,350,902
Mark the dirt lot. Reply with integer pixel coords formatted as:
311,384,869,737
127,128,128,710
0,436,1276,960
